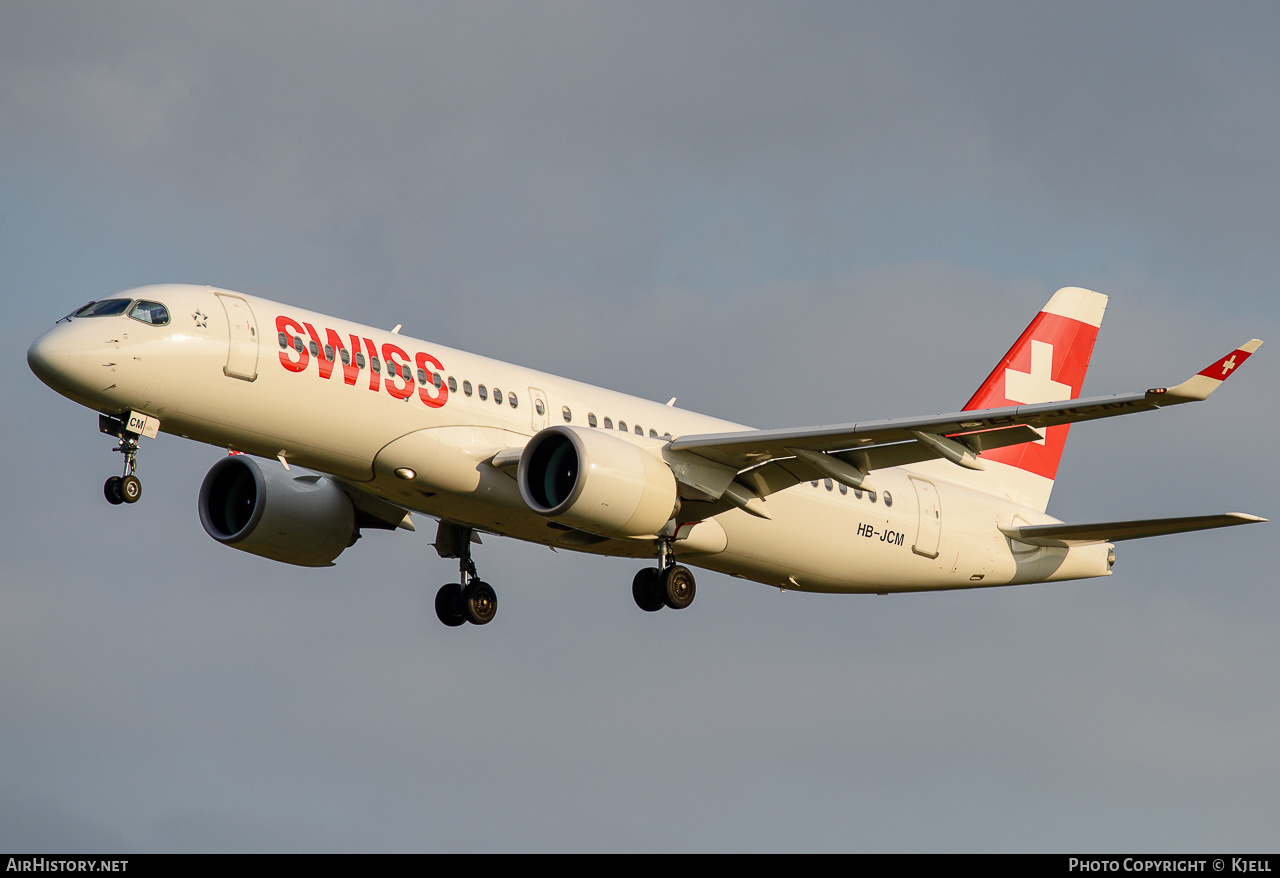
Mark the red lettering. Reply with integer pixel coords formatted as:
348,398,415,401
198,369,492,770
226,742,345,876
416,352,449,408
336,333,362,385
302,323,335,380
362,338,381,392
275,316,450,412
276,316,308,373
382,342,413,400
302,323,361,386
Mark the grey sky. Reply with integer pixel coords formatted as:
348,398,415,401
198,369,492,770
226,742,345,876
3,2,1277,852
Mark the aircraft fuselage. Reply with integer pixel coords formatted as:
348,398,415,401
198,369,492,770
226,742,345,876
29,283,1113,596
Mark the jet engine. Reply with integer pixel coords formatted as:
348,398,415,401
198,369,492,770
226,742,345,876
198,455,358,567
518,425,678,538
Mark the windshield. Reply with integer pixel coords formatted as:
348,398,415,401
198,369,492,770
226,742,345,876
64,299,134,320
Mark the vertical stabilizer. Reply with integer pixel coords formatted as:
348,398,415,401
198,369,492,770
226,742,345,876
963,287,1107,512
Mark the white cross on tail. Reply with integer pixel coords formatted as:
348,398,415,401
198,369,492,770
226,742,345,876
1004,340,1070,444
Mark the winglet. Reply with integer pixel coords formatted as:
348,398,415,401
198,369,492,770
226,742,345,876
1154,339,1262,402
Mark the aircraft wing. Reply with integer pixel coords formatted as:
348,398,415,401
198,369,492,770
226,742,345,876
669,339,1262,475
1000,512,1266,547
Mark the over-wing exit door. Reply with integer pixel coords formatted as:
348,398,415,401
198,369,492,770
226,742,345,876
910,476,941,558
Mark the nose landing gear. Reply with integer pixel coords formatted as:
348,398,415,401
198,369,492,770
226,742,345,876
100,416,143,505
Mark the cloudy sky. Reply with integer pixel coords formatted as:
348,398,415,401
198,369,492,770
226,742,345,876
3,1,1278,852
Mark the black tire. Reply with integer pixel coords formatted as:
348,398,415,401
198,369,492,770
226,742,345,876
661,565,696,610
435,583,466,627
463,580,497,626
120,475,142,504
632,568,665,612
104,476,124,505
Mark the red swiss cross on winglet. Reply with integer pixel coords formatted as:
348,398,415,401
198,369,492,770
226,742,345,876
1161,339,1263,401
1199,348,1252,379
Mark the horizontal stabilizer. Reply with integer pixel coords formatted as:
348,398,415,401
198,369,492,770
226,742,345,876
1001,512,1266,547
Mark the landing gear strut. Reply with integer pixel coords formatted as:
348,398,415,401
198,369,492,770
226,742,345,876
101,416,143,505
434,523,497,627
632,537,696,612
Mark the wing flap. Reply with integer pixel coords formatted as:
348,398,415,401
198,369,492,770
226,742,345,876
670,391,1155,470
1000,513,1266,547
713,424,1049,503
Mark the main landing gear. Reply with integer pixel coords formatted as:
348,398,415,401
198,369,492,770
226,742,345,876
101,417,143,506
433,523,497,627
431,523,695,625
632,538,696,613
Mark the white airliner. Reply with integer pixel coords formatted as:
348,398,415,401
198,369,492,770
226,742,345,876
27,284,1265,626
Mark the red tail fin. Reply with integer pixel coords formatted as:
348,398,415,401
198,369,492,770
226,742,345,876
964,288,1106,507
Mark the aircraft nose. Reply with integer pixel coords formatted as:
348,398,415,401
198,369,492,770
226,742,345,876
27,328,71,389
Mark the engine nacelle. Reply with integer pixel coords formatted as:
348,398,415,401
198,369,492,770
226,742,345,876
518,425,678,537
198,456,357,567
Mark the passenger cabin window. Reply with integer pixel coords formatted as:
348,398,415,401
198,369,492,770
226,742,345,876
340,348,351,366
588,413,597,427
883,491,893,507
562,406,572,423
509,392,518,409
635,424,643,436
463,380,473,396
447,376,457,393
649,429,658,438
494,389,503,405
535,399,545,415
478,385,487,401
603,417,613,429
433,373,443,389
355,352,366,369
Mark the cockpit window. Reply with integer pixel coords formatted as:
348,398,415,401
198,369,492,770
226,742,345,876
69,299,133,319
128,301,170,325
